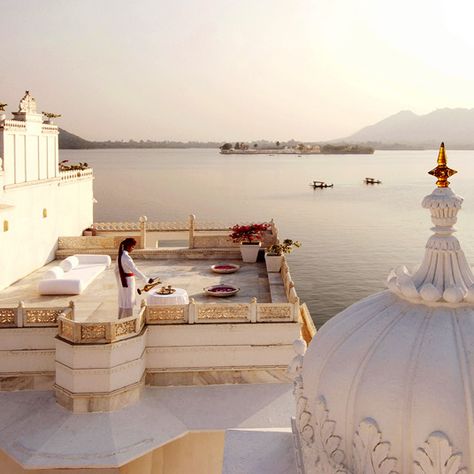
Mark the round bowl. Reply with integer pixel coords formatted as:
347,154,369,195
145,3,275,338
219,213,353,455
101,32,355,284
211,263,240,274
204,284,240,297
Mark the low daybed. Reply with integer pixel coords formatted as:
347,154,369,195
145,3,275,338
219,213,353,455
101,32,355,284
38,254,111,295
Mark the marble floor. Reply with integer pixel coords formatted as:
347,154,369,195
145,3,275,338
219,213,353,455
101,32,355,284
0,259,272,321
0,383,294,469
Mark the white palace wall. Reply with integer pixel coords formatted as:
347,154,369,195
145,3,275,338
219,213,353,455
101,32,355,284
0,114,93,290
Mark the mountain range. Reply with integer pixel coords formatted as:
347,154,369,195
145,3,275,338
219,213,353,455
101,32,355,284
343,108,474,149
58,108,474,150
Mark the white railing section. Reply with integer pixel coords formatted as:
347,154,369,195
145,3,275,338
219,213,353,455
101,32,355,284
41,124,58,133
54,298,299,344
59,168,94,181
281,257,300,304
91,215,278,250
1,120,26,130
93,215,233,232
0,301,74,328
58,307,145,344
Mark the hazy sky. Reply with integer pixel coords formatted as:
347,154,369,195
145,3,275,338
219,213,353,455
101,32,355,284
1,0,473,141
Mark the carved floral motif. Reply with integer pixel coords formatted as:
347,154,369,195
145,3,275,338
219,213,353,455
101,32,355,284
61,320,74,340
0,309,16,325
81,324,106,341
147,306,185,322
197,305,249,320
290,340,346,474
312,397,347,473
115,320,135,337
25,309,61,324
414,432,467,474
352,419,398,474
257,305,292,320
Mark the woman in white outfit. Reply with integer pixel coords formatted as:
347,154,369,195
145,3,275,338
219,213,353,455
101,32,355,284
116,238,151,318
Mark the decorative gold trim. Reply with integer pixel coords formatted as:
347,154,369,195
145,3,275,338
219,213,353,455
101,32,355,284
0,309,16,325
81,324,106,340
197,305,249,320
25,309,61,324
60,320,74,340
257,305,292,320
115,320,135,337
428,142,457,188
147,306,186,322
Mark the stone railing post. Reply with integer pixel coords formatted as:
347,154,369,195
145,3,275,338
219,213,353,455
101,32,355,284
17,301,24,327
250,297,257,323
270,218,278,242
139,215,147,249
139,300,147,328
293,298,301,322
188,298,196,324
188,214,196,249
69,300,75,321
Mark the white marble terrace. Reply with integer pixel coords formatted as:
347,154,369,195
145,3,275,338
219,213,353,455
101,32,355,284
0,259,275,322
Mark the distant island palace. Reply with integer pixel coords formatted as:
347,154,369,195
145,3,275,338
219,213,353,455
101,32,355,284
0,92,473,474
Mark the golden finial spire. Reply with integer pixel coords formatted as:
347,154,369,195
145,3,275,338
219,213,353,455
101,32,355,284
428,142,457,188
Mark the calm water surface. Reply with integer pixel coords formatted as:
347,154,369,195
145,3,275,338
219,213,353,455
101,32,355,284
62,148,474,327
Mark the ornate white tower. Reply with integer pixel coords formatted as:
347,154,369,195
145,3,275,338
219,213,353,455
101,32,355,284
293,144,474,474
0,91,93,289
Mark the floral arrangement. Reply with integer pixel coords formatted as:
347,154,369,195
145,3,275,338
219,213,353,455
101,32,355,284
229,223,270,244
266,239,301,255
59,160,89,171
42,111,62,119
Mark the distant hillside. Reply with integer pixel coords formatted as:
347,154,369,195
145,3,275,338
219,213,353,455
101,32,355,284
59,129,93,149
344,108,474,149
58,129,221,150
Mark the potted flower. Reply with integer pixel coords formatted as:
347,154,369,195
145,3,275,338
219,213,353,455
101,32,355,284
82,226,97,237
265,239,301,272
229,223,270,262
0,103,7,123
42,111,62,125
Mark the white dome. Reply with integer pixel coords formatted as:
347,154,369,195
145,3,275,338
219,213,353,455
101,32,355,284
294,145,473,473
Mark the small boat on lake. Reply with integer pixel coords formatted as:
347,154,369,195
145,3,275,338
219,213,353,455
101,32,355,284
365,177,382,184
310,181,334,189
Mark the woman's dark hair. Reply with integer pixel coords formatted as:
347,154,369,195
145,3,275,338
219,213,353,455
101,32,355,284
118,238,137,287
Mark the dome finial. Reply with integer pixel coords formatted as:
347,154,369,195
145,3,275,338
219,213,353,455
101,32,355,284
428,142,457,187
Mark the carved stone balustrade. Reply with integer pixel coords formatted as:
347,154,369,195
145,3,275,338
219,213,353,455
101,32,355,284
89,215,278,250
56,300,299,346
58,308,145,344
0,302,73,328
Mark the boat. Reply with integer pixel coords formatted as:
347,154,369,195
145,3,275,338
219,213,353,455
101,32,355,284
365,177,382,184
310,180,334,188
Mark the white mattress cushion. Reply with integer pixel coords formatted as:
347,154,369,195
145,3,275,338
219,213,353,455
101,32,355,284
38,256,109,295
75,254,111,267
60,256,80,272
38,279,83,295
63,264,106,287
43,266,64,280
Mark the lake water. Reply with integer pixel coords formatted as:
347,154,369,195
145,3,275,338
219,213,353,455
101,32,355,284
61,148,474,328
